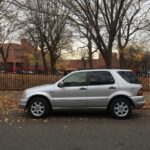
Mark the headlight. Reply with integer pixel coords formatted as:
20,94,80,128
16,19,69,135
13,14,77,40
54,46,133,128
22,91,27,99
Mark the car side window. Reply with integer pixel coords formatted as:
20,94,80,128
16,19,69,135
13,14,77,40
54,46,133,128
63,72,87,87
118,71,140,84
87,71,115,85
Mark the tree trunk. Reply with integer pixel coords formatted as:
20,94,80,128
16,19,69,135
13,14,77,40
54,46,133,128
44,40,57,75
88,38,93,69
119,53,125,69
33,50,39,73
49,52,57,75
35,61,39,73
104,52,112,69
3,61,7,72
0,46,9,72
40,42,48,74
41,49,48,73
97,41,112,69
119,48,126,69
50,57,57,74
81,58,86,69
105,60,112,69
88,51,93,69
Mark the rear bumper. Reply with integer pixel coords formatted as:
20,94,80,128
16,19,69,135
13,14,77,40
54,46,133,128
131,96,145,109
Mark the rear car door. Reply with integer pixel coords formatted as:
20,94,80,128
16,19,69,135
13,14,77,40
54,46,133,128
86,71,118,107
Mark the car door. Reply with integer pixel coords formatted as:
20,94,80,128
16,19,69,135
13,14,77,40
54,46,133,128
86,71,118,107
53,72,87,107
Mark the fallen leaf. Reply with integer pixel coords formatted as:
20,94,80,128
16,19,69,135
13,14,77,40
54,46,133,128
44,120,48,123
4,118,9,123
64,126,67,129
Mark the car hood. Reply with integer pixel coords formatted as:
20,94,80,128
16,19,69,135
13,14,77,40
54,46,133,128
26,84,54,93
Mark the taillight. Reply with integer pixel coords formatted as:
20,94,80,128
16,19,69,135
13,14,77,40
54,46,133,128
137,88,143,96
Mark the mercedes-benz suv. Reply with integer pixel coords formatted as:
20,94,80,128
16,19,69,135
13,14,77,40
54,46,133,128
20,69,145,119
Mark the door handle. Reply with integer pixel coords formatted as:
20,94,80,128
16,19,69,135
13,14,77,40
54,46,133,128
79,87,87,90
109,86,116,89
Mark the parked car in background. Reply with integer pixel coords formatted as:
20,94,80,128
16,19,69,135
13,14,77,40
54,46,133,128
20,69,145,119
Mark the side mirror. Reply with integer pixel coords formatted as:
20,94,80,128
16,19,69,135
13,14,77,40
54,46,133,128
58,81,64,88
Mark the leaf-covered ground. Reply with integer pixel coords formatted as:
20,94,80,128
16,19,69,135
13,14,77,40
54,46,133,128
0,91,21,111
0,91,150,124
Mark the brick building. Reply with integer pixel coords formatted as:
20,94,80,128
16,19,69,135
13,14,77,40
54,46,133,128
0,39,34,72
0,39,119,73
58,53,119,71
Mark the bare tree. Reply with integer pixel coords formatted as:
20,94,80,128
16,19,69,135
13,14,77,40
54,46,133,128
69,12,98,69
77,46,88,69
13,0,72,74
64,0,150,68
0,0,16,71
19,26,48,73
0,0,6,19
117,0,150,68
75,25,97,69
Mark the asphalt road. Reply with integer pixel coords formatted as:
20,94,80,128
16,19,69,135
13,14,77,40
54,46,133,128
0,110,150,150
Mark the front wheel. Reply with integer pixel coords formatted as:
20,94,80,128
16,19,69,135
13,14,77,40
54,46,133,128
109,98,132,119
28,97,50,118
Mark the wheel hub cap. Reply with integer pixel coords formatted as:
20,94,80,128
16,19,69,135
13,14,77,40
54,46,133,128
114,101,129,117
31,101,45,117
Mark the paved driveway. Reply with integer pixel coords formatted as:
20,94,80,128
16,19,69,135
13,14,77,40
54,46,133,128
0,91,150,150
0,109,150,150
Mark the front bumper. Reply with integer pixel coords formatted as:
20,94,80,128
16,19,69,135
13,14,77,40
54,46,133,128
20,98,28,109
131,96,145,109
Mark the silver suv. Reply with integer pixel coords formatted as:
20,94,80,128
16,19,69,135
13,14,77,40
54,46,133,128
20,69,145,119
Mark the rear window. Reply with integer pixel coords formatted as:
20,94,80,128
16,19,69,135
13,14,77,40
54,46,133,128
118,71,140,84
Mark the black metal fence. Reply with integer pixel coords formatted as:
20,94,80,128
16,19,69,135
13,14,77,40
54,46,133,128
0,73,62,90
138,75,150,91
0,72,149,91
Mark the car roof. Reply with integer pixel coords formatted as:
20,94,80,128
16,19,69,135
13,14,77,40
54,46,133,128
72,69,132,73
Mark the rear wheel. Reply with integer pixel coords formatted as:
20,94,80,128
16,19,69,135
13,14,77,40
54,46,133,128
109,97,132,119
28,97,51,118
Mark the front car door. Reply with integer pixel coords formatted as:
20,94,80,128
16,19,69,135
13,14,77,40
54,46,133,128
86,71,118,107
53,72,87,107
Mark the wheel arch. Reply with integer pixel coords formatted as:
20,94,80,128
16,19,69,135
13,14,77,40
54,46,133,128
107,95,135,110
26,95,52,110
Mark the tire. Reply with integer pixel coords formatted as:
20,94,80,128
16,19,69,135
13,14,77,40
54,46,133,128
109,97,132,119
28,97,51,118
